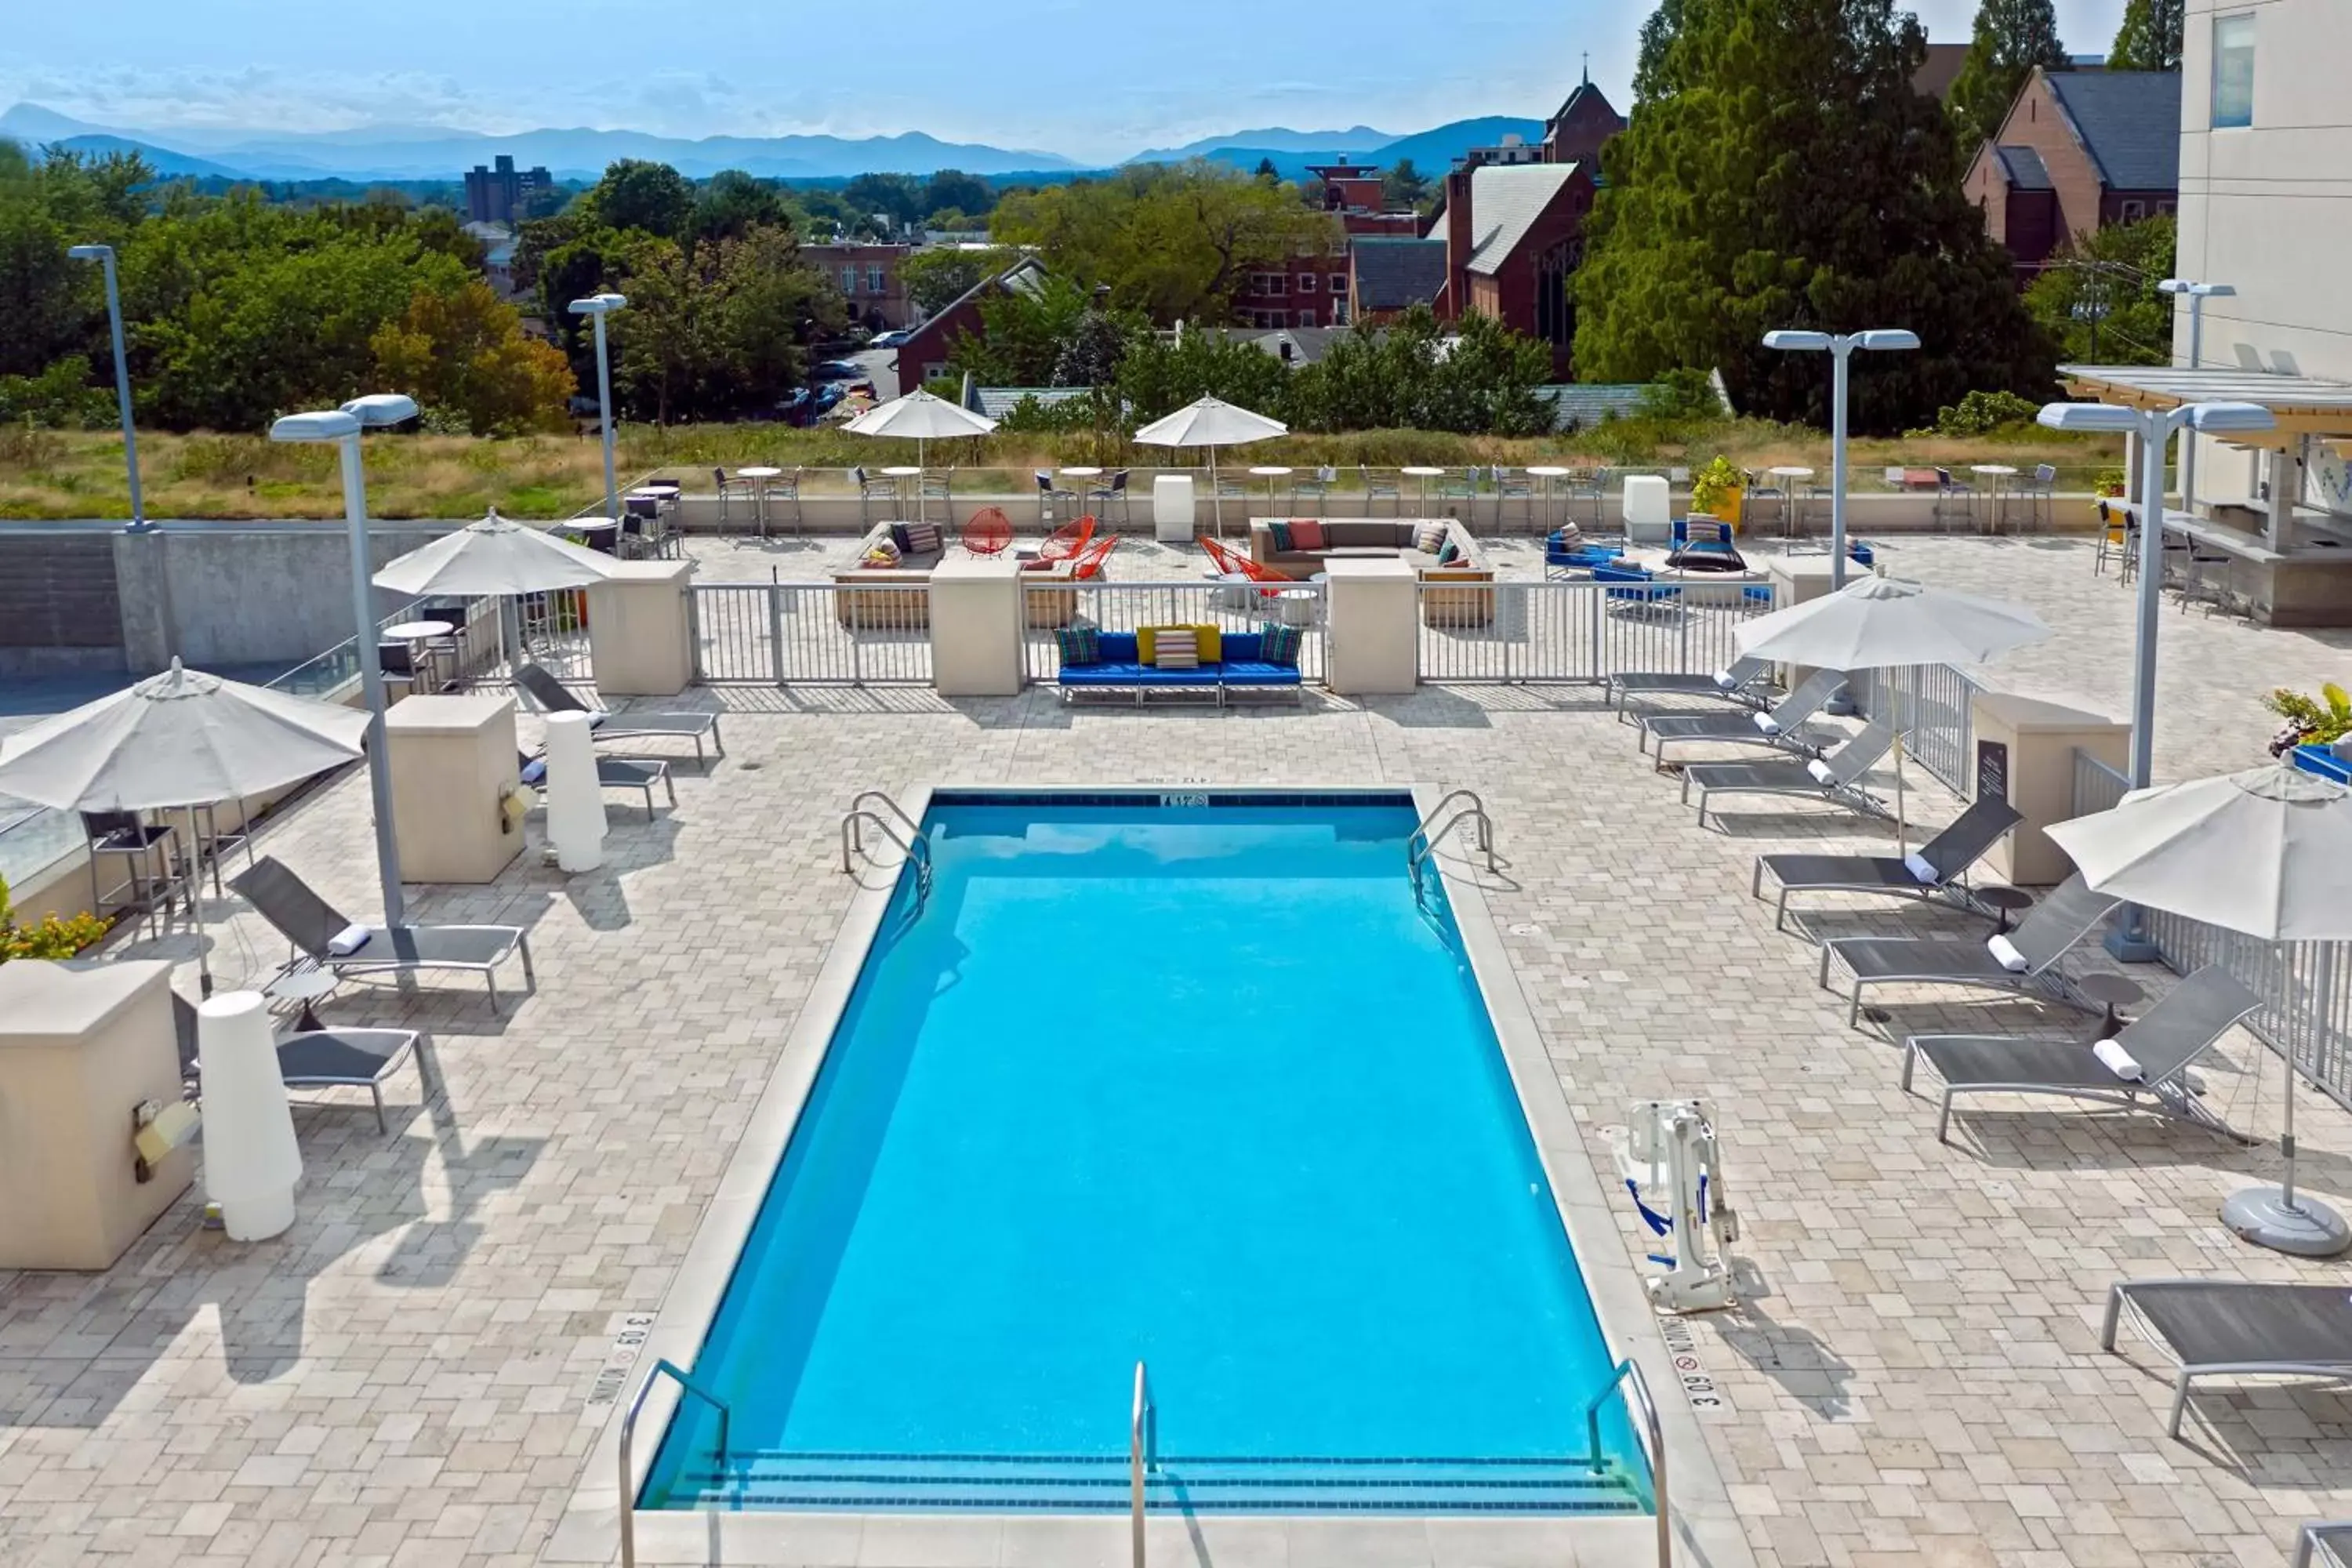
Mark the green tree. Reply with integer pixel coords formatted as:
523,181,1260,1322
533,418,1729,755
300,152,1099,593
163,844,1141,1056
1947,0,2071,160
693,170,789,245
1113,328,1291,423
922,169,993,220
842,172,925,231
2023,212,2176,365
369,278,577,434
2109,0,2185,70
901,245,1018,314
582,159,695,240
1573,0,2056,434
1254,158,1279,183
1280,307,1552,434
605,223,840,423
1380,158,1429,209
947,274,1097,386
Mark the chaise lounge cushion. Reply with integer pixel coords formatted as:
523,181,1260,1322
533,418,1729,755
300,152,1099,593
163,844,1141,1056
1054,632,1301,689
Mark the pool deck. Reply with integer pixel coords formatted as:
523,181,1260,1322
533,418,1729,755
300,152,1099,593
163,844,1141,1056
5,535,2352,1566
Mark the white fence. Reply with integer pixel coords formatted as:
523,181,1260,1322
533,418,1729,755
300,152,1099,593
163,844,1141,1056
1414,578,1775,684
1021,581,1327,683
2071,749,2352,1112
691,581,934,685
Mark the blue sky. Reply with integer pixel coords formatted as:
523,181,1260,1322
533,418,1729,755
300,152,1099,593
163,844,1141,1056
4,0,2129,163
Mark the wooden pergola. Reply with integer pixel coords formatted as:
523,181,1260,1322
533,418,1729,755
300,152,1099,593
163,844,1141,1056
2060,365,2352,451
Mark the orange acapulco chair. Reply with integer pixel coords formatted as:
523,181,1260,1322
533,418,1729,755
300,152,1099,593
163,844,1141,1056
962,506,1014,556
1197,534,1288,600
1039,515,1098,563
1069,535,1120,581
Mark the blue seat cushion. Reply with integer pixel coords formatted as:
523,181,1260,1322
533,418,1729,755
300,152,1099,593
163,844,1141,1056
1221,661,1303,685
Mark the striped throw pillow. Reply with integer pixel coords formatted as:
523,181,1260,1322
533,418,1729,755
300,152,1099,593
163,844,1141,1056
1267,521,1294,552
1154,629,1200,670
1256,622,1303,667
903,522,941,554
1056,624,1102,666
1414,522,1450,555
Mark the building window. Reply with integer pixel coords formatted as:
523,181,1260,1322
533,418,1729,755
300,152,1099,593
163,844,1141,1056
1249,272,1270,296
2212,13,2256,128
840,266,858,294
1265,274,1288,296
1298,310,1318,328
1298,274,1317,292
2120,198,2146,222
867,266,887,292
1328,271,1347,295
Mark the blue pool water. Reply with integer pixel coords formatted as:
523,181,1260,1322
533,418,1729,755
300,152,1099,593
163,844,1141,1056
646,793,1647,1514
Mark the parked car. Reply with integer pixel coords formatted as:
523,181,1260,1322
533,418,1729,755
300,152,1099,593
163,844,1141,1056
867,328,913,350
811,359,864,382
810,383,848,416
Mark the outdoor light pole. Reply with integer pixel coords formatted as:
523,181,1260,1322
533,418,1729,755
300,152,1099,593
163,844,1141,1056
1761,329,1920,588
568,292,628,519
2158,279,2237,511
66,244,146,531
268,394,421,926
2038,396,2276,956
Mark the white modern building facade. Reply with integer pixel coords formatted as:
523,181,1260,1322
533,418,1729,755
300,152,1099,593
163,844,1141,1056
2176,0,2352,517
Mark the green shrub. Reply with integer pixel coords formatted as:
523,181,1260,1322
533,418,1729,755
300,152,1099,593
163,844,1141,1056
1909,390,2042,440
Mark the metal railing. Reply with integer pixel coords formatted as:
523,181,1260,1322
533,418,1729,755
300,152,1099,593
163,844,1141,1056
618,1357,731,1568
840,795,935,917
1407,790,1496,902
1849,663,1984,796
1130,1361,1151,1568
1584,1357,1669,1568
1414,579,1773,684
2071,748,2352,1113
1021,580,1326,684
692,578,933,685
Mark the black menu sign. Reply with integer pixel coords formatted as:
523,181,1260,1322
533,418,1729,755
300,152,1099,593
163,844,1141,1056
1976,737,2009,804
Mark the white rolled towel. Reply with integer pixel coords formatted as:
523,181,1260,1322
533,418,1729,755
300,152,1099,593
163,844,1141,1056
1807,758,1836,785
1987,934,2030,972
1712,667,1737,691
2092,1038,2145,1081
1903,852,1939,884
1753,710,1781,736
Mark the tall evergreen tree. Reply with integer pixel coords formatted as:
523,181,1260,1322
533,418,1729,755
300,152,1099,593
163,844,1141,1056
1947,0,2071,159
2108,0,2186,71
1572,0,2056,433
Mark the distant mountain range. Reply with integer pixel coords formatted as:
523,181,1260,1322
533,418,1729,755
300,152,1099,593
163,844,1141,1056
2,102,1553,186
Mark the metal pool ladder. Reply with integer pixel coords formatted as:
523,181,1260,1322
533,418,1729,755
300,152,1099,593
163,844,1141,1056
618,1357,732,1568
1130,1360,1152,1568
840,789,934,914
1407,789,1497,901
1585,1356,1669,1567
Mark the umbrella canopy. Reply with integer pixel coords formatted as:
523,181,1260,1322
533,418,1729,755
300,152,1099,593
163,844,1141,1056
1132,396,1287,449
845,387,998,441
0,658,367,813
1733,575,2051,670
2047,764,2352,1256
2047,765,2352,943
1132,397,1287,538
372,509,615,599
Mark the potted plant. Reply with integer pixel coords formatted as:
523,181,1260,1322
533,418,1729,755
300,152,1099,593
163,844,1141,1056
2094,467,2126,498
1690,456,1745,529
2264,683,2352,760
0,876,113,964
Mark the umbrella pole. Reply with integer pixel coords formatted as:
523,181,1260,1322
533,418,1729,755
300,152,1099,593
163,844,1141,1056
186,804,212,997
2222,941,2350,1254
1210,448,1221,541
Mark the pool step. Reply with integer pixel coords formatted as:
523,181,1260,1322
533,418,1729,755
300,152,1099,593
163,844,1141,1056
663,1451,1649,1515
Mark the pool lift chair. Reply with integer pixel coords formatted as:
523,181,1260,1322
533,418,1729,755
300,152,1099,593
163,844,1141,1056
1605,1099,1737,1312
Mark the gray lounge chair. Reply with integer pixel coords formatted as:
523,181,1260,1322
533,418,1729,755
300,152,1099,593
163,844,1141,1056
515,662,723,764
517,750,673,819
1900,965,2263,1143
231,855,534,1013
172,993,421,1135
1610,655,1773,720
1817,873,2120,1026
1753,796,2024,932
1679,721,1893,829
2298,1523,2352,1568
1639,669,1846,770
2103,1277,2352,1439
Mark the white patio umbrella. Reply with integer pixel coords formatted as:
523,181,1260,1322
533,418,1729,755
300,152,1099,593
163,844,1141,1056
373,510,615,681
2048,764,2352,1256
0,659,368,993
1132,396,1287,539
1733,575,2051,851
844,390,997,525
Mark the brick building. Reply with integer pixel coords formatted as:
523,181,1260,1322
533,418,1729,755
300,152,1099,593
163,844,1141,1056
1240,215,1354,329
805,242,916,332
1963,69,2181,281
463,155,555,225
891,256,1053,389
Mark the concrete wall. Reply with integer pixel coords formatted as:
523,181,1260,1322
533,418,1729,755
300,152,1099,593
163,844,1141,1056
2177,0,2352,505
0,532,122,676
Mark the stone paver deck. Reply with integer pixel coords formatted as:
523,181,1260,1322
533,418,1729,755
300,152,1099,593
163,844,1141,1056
3,534,2350,1567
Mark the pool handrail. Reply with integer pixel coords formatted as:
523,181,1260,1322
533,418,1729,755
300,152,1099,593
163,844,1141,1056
619,1357,732,1568
1130,1360,1150,1568
1584,1356,1668,1568
840,806,935,915
1408,789,1497,902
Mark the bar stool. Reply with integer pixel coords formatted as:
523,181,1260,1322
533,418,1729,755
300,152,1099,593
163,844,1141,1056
1033,470,1076,525
82,811,175,938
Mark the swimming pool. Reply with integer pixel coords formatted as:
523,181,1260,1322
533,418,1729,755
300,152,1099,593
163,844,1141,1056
643,791,1650,1515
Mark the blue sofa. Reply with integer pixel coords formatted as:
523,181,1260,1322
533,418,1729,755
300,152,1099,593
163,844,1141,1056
1056,632,1305,706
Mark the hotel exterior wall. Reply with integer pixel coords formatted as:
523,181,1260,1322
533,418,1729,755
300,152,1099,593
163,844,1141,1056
2176,0,2352,501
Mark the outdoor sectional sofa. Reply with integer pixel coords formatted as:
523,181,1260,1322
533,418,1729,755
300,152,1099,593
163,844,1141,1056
1056,628,1304,706
1247,518,1497,626
832,521,944,630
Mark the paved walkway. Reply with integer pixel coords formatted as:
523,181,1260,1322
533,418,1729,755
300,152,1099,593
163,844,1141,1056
2,535,2350,1566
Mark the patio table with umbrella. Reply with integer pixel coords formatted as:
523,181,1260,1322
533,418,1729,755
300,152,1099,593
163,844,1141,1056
0,659,368,995
372,509,616,684
1733,575,2051,851
1132,396,1287,539
2049,764,2352,1256
844,389,998,527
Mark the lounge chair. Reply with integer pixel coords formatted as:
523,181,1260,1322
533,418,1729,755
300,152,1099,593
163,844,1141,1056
1752,796,2024,932
2298,1523,2352,1568
2102,1277,2352,1439
1817,873,2121,1027
1609,654,1773,720
1639,669,1845,770
172,993,421,1135
1679,721,1894,829
1900,965,2263,1144
514,663,723,764
517,750,673,819
230,855,534,1012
